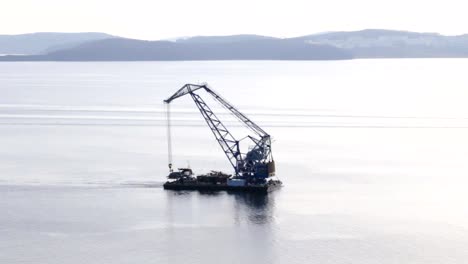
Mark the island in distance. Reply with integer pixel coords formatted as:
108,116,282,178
2,29,468,61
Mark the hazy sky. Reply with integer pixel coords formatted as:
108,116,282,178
2,0,468,39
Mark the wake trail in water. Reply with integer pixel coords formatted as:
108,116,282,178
2,104,468,128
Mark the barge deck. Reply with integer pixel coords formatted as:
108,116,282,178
163,180,282,194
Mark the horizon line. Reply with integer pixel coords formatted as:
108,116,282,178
1,28,468,41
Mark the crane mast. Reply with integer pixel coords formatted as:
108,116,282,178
164,83,275,180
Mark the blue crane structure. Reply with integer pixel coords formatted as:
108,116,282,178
164,83,275,182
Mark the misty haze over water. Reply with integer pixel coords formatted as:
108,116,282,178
1,60,468,263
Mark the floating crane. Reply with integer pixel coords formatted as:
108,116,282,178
163,83,281,193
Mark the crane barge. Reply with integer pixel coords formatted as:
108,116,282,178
162,83,282,193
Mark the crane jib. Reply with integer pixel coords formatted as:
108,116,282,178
164,83,275,179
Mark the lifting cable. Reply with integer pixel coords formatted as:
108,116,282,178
166,103,173,172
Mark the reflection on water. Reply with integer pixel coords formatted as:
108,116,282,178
232,192,275,225
164,190,276,225
162,190,278,264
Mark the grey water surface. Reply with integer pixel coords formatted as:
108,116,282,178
1,60,468,263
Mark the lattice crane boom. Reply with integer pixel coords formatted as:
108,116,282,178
164,83,275,179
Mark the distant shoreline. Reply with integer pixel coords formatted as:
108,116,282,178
3,57,468,62
2,29,468,61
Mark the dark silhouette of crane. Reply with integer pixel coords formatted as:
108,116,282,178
164,83,275,182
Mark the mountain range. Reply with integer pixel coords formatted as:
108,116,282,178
1,29,468,61
0,32,115,55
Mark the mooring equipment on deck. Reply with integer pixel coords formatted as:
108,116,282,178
164,83,275,180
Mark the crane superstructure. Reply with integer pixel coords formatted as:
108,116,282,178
164,83,275,183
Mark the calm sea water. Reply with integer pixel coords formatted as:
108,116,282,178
1,60,468,263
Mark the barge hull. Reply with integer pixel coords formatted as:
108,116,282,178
163,182,281,193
